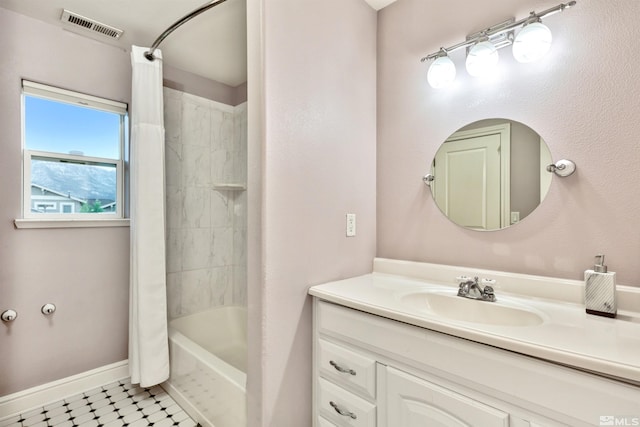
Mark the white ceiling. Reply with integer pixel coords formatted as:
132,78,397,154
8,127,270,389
0,0,248,87
0,0,396,87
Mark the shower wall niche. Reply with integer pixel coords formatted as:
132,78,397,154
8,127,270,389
163,87,247,319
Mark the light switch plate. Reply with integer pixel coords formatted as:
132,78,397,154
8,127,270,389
346,213,356,237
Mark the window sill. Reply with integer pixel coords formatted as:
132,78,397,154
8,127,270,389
14,218,130,229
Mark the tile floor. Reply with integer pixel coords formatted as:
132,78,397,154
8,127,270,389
0,379,197,427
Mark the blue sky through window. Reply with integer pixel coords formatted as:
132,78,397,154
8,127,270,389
24,96,121,159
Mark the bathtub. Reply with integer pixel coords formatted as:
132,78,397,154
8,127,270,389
162,306,247,427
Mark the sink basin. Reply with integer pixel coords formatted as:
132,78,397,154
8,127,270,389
400,290,545,327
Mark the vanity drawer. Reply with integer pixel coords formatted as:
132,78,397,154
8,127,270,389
318,377,376,427
318,417,339,427
318,338,376,399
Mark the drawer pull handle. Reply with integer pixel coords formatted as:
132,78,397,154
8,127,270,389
329,360,356,376
329,401,357,419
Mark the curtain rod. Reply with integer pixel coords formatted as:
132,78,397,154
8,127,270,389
144,0,229,61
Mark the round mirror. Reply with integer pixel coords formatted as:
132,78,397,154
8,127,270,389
428,119,552,231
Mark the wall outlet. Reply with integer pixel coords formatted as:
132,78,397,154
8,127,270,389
346,213,356,237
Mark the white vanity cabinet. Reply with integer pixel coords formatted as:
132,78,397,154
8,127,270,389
312,298,640,427
384,366,509,426
317,377,376,427
314,336,377,426
318,338,377,400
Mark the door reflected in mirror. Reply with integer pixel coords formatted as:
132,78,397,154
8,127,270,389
430,119,552,231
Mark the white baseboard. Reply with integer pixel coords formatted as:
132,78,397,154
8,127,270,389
0,360,129,419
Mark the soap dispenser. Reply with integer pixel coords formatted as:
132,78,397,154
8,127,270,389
584,254,617,318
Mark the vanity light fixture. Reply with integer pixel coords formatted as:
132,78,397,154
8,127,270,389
427,49,457,88
465,36,499,77
512,19,553,63
422,1,576,89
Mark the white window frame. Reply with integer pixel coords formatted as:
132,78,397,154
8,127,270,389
24,150,123,218
20,80,127,223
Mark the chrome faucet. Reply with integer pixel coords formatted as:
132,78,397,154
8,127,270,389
457,276,496,302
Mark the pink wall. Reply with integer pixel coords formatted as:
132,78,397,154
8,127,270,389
252,0,377,424
0,7,248,397
0,9,131,396
163,64,247,105
377,0,640,286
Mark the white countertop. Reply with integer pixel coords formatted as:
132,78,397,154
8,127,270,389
308,258,640,385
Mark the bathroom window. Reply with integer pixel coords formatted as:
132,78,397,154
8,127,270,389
21,80,128,221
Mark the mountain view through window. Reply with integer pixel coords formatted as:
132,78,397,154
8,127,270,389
22,82,126,217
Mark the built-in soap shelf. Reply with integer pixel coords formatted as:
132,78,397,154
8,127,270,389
212,183,246,191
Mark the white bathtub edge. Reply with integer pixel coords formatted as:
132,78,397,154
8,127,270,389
161,381,213,427
168,328,247,391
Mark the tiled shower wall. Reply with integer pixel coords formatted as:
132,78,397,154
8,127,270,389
163,87,247,319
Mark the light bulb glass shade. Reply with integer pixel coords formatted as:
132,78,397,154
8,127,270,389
512,21,552,63
465,40,499,77
427,55,456,88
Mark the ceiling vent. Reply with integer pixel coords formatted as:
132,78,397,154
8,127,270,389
60,9,123,40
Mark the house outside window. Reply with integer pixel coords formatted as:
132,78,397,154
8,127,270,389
21,80,128,219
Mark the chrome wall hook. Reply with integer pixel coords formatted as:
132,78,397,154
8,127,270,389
547,159,576,177
2,309,18,322
41,303,56,315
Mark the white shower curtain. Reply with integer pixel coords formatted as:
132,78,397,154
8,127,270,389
129,45,169,387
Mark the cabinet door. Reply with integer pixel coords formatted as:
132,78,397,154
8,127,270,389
385,366,509,427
